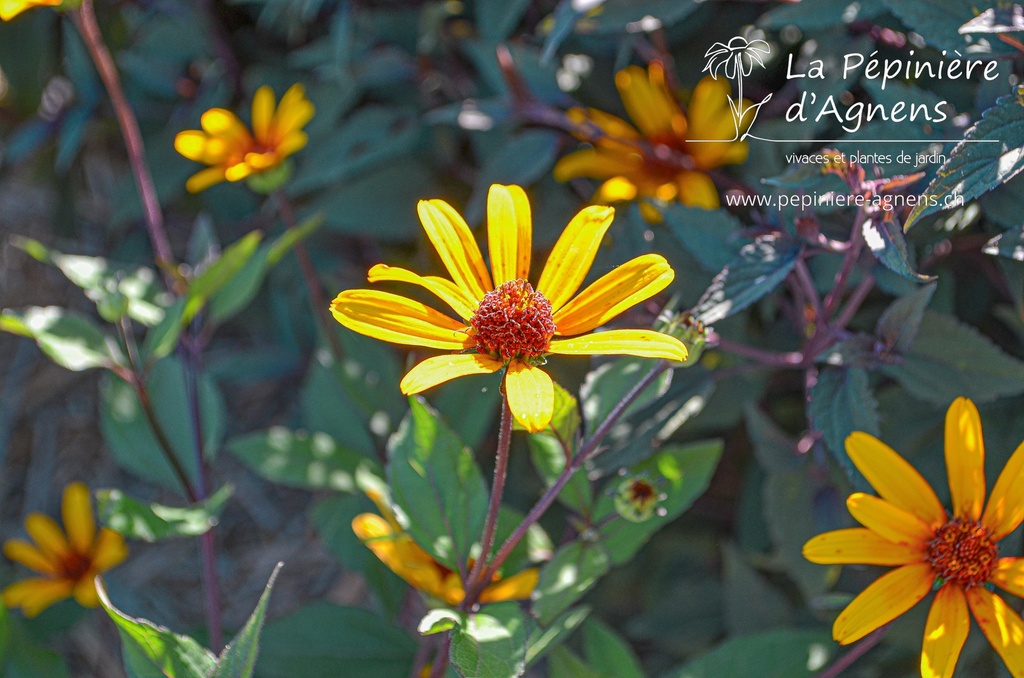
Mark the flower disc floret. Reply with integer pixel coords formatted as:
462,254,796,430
471,280,555,361
928,518,998,588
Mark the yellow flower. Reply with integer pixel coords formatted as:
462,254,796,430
174,84,314,193
3,483,128,617
554,63,750,221
0,0,60,20
352,489,538,606
803,398,1024,678
329,183,688,433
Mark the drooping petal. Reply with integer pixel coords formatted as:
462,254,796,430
251,85,276,143
72,574,100,608
594,177,639,203
548,329,688,362
199,108,252,146
832,562,935,644
536,205,616,312
417,200,492,302
486,184,532,284
273,84,315,138
553,147,642,182
173,131,231,164
921,585,970,678
275,130,309,159
846,493,935,547
551,254,675,335
845,432,947,528
2,539,58,575
945,397,985,521
399,354,504,395
352,514,447,601
983,438,1024,539
368,263,479,320
61,482,95,556
966,587,1024,678
802,528,927,566
330,290,472,351
566,106,641,141
991,558,1024,599
480,568,539,603
185,167,228,193
1,578,74,618
676,170,721,209
24,514,71,561
614,64,685,141
224,161,256,183
90,528,128,572
504,363,554,433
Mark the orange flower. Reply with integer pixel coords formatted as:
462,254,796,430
329,184,687,433
3,483,128,617
174,84,314,193
804,398,1024,678
0,0,61,21
554,63,750,221
352,489,538,605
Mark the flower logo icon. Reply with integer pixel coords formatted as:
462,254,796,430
703,36,773,141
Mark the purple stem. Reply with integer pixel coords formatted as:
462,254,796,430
812,624,890,678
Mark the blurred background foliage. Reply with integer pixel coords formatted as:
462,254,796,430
1,0,1024,676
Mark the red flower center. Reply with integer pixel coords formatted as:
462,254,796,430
927,517,998,588
59,549,93,582
470,279,555,361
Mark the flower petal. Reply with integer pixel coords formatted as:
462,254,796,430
24,514,71,561
173,131,231,164
548,329,687,362
990,558,1024,599
273,84,315,138
487,184,532,284
417,200,492,302
833,562,934,644
72,574,100,608
945,397,985,521
62,482,95,556
846,493,935,547
3,539,58,575
399,354,504,395
480,568,539,603
276,130,308,159
368,263,479,320
615,64,685,141
1,578,74,618
553,147,642,182
200,108,251,145
676,170,720,209
921,585,970,678
536,205,616,312
185,167,227,193
802,528,926,566
594,177,639,203
251,85,275,142
330,290,472,351
504,363,554,433
91,528,128,572
352,514,448,601
845,432,947,528
983,438,1024,540
551,254,675,335
966,587,1024,677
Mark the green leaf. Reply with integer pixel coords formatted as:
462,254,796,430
525,606,590,667
419,609,462,635
660,629,833,678
386,397,489,570
210,563,282,678
882,310,1024,404
581,618,645,678
884,0,1018,55
984,224,1024,262
476,0,532,42
257,603,417,678
693,235,803,324
1,307,123,371
96,580,216,678
875,283,936,353
759,0,884,30
807,367,878,485
142,297,187,362
3,617,69,678
596,441,723,565
464,130,560,225
861,217,931,282
448,602,529,678
906,87,1024,229
581,358,671,438
96,485,232,542
547,647,604,678
227,427,376,493
527,383,590,513
183,231,263,324
532,540,610,627
662,206,745,274
721,542,793,636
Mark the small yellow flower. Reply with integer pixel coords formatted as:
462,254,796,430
3,483,128,617
352,489,538,605
0,0,61,21
174,84,314,193
329,183,687,433
803,398,1024,678
554,63,750,220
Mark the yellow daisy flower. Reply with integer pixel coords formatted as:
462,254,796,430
352,489,538,606
554,63,750,220
329,183,688,433
804,397,1024,678
0,0,61,21
3,483,128,617
174,83,314,193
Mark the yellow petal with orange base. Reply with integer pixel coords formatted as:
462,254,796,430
417,200,492,302
251,86,276,142
174,131,232,165
536,205,615,312
833,562,934,644
0,0,60,21
24,514,71,562
548,330,687,362
62,482,96,555
72,574,101,608
330,290,472,351
400,354,504,395
676,170,720,209
352,514,448,601
615,64,684,141
553,148,643,182
966,587,1024,678
983,439,1024,540
802,528,926,566
273,84,315,139
91,528,128,571
480,568,539,603
1,577,74,618
945,397,985,521
200,108,252,145
505,362,554,433
845,493,934,546
845,432,947,528
921,584,970,678
552,254,675,335
990,558,1024,599
368,263,479,320
2,539,58,575
487,184,532,284
185,167,228,193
